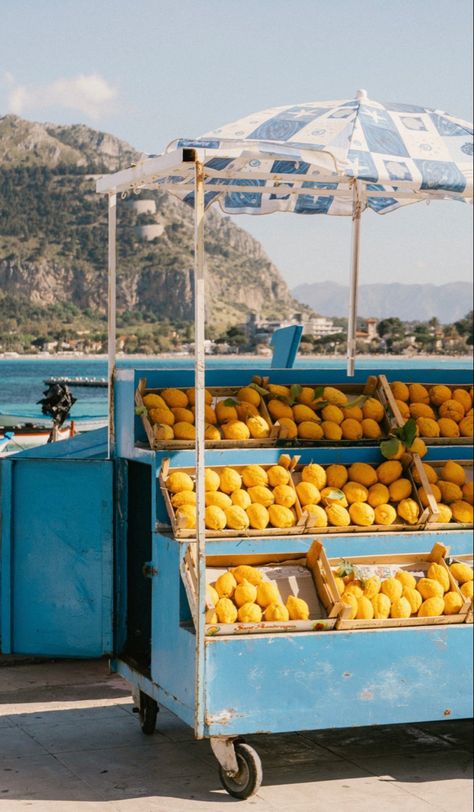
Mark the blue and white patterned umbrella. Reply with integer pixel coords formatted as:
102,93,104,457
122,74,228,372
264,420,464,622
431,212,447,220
163,89,472,215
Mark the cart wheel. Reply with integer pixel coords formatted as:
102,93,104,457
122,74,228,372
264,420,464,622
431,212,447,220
218,743,262,800
138,691,158,735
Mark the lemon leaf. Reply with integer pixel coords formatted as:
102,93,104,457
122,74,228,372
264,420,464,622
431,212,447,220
345,395,367,408
135,406,147,416
380,437,401,459
223,398,238,407
396,418,417,449
290,384,302,401
313,386,324,398
313,399,330,411
249,382,269,396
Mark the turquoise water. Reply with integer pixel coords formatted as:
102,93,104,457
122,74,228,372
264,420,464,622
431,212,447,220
0,355,472,422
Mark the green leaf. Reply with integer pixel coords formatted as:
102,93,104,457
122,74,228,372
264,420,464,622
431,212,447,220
396,418,417,449
313,386,324,398
322,488,346,504
380,437,402,459
345,395,367,408
249,382,269,396
290,384,302,402
313,399,329,412
337,560,361,580
223,398,238,407
135,406,147,416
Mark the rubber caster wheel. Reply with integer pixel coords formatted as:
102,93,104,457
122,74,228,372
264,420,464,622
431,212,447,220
218,743,262,800
133,690,158,735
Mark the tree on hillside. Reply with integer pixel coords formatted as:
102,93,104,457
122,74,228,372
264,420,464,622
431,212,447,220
454,311,474,346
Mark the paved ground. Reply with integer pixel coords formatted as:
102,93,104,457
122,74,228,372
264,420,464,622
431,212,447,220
0,659,472,811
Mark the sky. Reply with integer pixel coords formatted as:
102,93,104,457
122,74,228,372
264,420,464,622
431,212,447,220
1,0,472,291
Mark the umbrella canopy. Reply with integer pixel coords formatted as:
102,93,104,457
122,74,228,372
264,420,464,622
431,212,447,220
163,89,473,215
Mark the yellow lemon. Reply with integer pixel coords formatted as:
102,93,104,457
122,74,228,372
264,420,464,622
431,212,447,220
297,386,318,405
231,565,263,586
237,602,262,623
205,505,227,531
161,388,189,408
333,575,345,596
395,399,411,419
441,460,466,486
343,405,364,421
205,491,232,509
376,460,402,485
206,608,219,624
417,578,444,600
325,503,351,527
343,481,368,504
246,503,270,529
437,480,463,504
362,397,385,423
247,485,274,507
231,489,251,509
298,421,324,440
322,404,344,425
301,463,327,490
273,484,297,508
356,596,374,620
185,388,213,407
416,417,440,438
323,386,348,406
395,569,417,589
236,402,259,421
450,500,474,523
402,586,422,614
196,404,217,425
374,504,397,525
171,490,197,508
427,562,450,592
409,383,430,404
153,424,175,441
390,597,412,618
174,422,196,440
267,384,291,398
205,424,221,441
277,417,298,439
443,591,464,615
389,478,413,502
417,483,441,507
321,421,343,441
438,418,460,438
371,593,391,619
264,603,289,621
341,418,363,440
349,502,375,526
342,592,358,620
237,386,261,406
224,505,250,531
234,579,258,607
219,467,242,493
268,399,294,420
412,462,438,485
221,420,250,440
257,581,281,608
326,464,348,489
205,468,220,491
418,597,445,617
361,418,382,439
433,503,453,523
292,404,318,423
453,388,472,412
461,581,474,599
368,483,390,508
409,403,435,420
241,465,268,488
344,581,364,599
397,498,420,525
407,437,427,457
348,463,378,488
429,384,452,406
390,381,410,402
143,393,168,410
215,401,239,424
215,572,237,598
267,465,291,487
439,399,465,423
268,504,296,528
363,576,381,599
462,481,473,504
247,415,270,438
304,504,328,527
381,577,403,602
167,471,194,493
206,584,219,607
171,406,195,424
296,481,321,506
175,504,196,529
286,595,310,620
449,562,474,584
459,415,474,436
215,598,238,623
149,407,175,427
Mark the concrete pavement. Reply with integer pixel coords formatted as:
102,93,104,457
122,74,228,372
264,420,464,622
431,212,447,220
0,659,472,811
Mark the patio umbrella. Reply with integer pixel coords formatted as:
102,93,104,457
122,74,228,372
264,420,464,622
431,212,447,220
162,89,473,373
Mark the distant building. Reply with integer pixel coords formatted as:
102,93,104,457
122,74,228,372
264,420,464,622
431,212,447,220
304,317,341,338
356,318,378,343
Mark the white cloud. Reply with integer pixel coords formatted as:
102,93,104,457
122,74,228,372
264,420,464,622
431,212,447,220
6,73,118,120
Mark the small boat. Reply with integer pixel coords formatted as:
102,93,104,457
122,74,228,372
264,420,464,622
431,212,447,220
0,423,73,453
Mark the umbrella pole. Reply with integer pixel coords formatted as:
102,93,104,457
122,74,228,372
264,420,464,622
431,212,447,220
193,159,206,739
347,181,362,377
107,192,117,457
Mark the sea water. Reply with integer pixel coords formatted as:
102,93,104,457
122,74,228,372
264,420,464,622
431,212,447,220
0,355,472,423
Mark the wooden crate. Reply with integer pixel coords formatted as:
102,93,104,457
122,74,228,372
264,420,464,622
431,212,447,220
445,553,473,623
378,376,473,445
291,454,437,534
423,460,473,531
179,539,342,636
135,378,277,450
332,542,470,630
159,456,306,539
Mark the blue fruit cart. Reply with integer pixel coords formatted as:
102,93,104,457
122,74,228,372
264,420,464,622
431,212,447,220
95,129,473,799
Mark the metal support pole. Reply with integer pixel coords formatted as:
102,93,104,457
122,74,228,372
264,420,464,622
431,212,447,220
107,193,117,458
347,180,362,377
193,160,206,738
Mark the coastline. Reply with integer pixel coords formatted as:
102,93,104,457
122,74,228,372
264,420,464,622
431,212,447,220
1,352,472,362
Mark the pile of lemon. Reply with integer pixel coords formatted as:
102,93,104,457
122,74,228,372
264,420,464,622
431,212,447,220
262,383,386,442
296,460,422,528
166,462,302,531
205,564,310,625
143,386,271,442
335,559,472,620
390,381,473,439
418,460,473,524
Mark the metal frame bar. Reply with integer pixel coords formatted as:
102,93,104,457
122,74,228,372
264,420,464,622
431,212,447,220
0,460,13,653
347,181,363,376
107,193,117,458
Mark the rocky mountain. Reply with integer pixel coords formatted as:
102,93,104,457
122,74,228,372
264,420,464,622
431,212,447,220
0,114,306,334
293,281,473,324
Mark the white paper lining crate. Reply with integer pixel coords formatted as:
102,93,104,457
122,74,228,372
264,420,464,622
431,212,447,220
423,461,473,531
292,453,438,534
378,376,473,445
332,543,470,630
179,540,342,636
135,378,277,450
159,456,307,538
